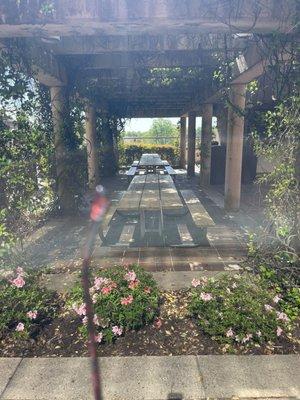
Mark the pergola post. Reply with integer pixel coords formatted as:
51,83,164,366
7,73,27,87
216,105,228,145
200,103,213,185
179,117,187,168
85,103,100,189
50,86,75,212
224,84,246,211
103,116,118,176
187,111,196,177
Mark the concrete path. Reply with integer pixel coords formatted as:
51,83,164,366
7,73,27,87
0,355,299,399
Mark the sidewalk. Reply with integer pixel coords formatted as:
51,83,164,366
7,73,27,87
1,355,299,399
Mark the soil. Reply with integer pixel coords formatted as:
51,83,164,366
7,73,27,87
1,291,299,357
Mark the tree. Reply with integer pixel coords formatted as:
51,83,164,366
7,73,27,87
146,118,178,144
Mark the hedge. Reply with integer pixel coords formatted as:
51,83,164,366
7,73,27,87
119,143,179,166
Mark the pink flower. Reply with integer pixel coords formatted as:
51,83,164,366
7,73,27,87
101,286,112,295
95,333,103,343
200,292,213,301
121,295,133,306
73,303,86,316
264,304,273,312
276,312,289,322
27,310,37,320
94,277,108,290
273,294,281,303
128,279,139,289
125,270,136,282
277,326,283,337
112,326,123,336
191,278,201,287
16,267,24,276
82,316,88,325
154,318,162,329
92,293,98,304
93,315,100,326
11,275,25,288
242,333,253,343
144,287,151,294
15,322,25,332
226,328,234,337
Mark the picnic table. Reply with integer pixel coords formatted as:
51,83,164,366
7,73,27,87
100,172,215,246
138,153,165,174
116,173,182,237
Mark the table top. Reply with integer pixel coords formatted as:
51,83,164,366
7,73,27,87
139,153,165,167
117,173,183,212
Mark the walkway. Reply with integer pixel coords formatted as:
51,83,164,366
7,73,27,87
1,355,299,399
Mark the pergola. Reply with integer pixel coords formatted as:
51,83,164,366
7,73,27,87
0,0,296,212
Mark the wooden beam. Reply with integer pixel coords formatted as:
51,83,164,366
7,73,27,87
0,0,294,38
64,50,216,69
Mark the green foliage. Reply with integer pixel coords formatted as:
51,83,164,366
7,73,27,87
0,45,55,258
188,273,296,348
0,268,58,339
119,143,178,166
252,96,300,253
68,265,159,343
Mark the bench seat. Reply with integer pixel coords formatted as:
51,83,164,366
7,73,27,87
165,165,176,178
181,190,215,227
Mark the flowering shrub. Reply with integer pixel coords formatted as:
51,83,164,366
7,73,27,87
0,268,58,338
188,274,296,347
69,265,159,343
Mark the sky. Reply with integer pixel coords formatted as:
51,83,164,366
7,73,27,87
125,117,203,132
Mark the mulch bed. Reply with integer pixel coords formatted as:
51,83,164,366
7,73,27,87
1,291,299,357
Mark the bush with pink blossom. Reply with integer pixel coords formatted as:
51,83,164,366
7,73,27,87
0,268,58,339
188,273,296,348
68,264,159,343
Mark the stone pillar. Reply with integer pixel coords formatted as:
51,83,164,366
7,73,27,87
187,111,196,177
85,103,100,189
50,86,75,213
224,84,246,211
200,103,213,185
179,117,187,168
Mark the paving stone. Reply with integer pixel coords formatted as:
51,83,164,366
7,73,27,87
197,355,300,399
0,358,21,398
2,356,204,400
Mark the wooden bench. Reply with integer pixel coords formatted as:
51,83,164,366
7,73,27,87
117,175,146,212
126,166,138,182
98,191,124,242
164,165,176,179
180,190,215,228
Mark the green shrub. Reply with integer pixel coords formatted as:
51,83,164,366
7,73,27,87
119,143,179,166
68,265,159,343
0,268,58,339
188,274,296,347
